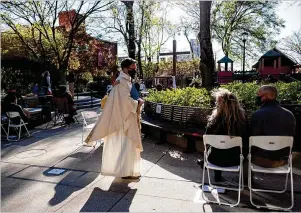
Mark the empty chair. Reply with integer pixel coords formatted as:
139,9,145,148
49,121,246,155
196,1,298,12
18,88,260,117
248,136,294,211
81,111,99,146
202,135,244,207
6,111,30,141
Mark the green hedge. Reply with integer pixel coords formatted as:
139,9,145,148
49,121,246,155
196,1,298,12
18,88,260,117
146,87,211,108
145,82,301,112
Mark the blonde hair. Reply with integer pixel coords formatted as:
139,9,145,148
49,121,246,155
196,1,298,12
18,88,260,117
208,88,246,136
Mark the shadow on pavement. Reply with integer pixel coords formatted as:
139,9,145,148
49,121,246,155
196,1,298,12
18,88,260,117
79,179,138,212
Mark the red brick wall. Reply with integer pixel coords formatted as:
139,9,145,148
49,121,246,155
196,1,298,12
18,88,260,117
58,10,76,30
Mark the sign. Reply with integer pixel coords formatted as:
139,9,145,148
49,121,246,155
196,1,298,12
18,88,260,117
190,39,200,57
156,104,162,114
47,168,66,175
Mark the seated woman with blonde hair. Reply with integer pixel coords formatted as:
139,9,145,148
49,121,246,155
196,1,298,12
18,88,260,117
203,88,248,182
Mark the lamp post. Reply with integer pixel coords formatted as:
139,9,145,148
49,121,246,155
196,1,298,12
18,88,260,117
242,32,248,83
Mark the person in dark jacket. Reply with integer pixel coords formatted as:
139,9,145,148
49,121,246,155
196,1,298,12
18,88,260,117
203,88,248,182
251,85,296,167
4,95,30,123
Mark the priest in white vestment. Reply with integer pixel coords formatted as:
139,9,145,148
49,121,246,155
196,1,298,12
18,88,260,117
85,58,143,179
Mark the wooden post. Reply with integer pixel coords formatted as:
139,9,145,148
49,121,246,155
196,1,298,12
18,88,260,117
278,57,281,69
173,39,176,76
231,62,233,72
218,63,221,72
274,60,277,69
261,58,265,69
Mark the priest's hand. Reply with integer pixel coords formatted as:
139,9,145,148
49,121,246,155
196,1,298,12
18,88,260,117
138,98,144,106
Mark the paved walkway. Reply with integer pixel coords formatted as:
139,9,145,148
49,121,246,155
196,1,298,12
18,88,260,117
1,113,301,212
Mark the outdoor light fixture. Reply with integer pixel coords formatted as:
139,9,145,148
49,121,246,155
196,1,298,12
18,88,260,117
242,32,248,83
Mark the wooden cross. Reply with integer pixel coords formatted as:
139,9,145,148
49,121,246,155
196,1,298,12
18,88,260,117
159,40,190,76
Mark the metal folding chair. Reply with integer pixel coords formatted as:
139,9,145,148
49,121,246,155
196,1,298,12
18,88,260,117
81,111,99,146
202,135,244,207
6,111,30,141
248,136,294,211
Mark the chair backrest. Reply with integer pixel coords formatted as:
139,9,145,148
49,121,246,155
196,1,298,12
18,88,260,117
203,135,242,153
6,111,21,118
53,97,69,114
249,136,293,152
81,111,98,125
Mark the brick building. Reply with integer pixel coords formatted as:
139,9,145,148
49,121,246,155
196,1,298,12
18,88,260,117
58,10,118,74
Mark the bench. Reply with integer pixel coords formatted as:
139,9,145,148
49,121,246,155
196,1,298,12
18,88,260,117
142,101,211,152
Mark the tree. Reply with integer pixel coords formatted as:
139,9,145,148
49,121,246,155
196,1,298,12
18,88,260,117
0,1,113,84
93,1,173,78
178,1,285,62
278,31,301,64
121,1,136,59
211,1,284,60
199,1,215,86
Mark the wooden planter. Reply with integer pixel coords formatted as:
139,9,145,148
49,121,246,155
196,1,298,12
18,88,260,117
144,101,212,127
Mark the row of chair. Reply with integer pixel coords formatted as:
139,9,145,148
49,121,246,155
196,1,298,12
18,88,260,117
202,135,294,211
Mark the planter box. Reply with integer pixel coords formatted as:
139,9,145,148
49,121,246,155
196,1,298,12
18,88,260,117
144,101,212,127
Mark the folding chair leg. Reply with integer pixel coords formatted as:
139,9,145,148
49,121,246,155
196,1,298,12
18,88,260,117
7,126,10,141
1,125,8,137
249,162,294,211
18,126,22,141
201,161,243,207
23,125,30,137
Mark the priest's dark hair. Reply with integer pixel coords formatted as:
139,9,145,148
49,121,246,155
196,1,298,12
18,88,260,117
121,58,136,70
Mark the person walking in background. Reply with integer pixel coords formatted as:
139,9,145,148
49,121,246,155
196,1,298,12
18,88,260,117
67,71,75,99
41,71,52,95
139,80,146,92
251,85,296,168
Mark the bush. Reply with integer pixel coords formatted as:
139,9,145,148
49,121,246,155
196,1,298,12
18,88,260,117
222,82,301,111
146,87,211,108
146,82,301,112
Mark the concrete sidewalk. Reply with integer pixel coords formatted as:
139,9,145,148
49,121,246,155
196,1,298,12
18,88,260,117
1,118,301,212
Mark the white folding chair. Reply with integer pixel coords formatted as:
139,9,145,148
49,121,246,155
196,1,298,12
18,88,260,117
202,135,244,207
81,111,99,146
6,112,30,141
248,136,294,211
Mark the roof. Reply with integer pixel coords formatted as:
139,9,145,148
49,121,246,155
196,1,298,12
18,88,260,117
261,49,282,58
252,61,259,68
217,56,234,63
260,48,296,64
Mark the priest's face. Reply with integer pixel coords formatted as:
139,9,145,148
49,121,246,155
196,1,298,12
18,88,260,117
127,63,137,79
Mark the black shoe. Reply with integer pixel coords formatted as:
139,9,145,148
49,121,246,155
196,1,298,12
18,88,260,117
197,159,203,166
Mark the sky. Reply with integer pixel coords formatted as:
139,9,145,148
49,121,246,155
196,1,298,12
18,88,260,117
117,1,301,69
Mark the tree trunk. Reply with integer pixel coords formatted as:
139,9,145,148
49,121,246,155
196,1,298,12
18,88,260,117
123,1,136,59
137,42,143,79
199,1,215,86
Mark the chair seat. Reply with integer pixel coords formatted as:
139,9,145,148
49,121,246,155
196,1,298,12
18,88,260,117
84,123,95,130
206,162,240,172
9,123,28,127
250,163,290,174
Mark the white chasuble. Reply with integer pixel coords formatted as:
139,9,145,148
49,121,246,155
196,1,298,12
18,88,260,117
85,72,143,177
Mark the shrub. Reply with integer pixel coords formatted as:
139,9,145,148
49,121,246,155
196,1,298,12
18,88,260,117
222,82,301,111
146,87,211,108
146,81,301,112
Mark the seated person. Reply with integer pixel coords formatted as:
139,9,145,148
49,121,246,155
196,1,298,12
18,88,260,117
203,88,248,182
4,95,30,136
251,85,296,168
32,82,39,95
57,86,77,124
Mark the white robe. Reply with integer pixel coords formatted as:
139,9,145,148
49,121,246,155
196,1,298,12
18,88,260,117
85,72,143,177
